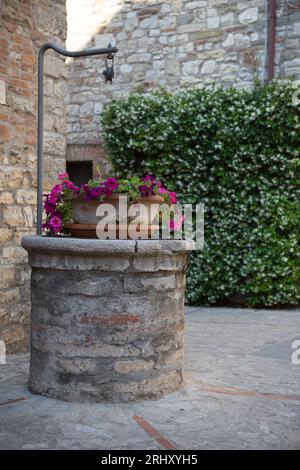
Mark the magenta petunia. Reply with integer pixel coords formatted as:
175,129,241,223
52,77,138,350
81,185,94,200
101,177,118,197
142,174,155,183
167,214,185,231
48,193,58,204
62,180,77,191
138,184,154,197
157,187,167,195
168,191,177,204
57,172,69,181
90,187,103,198
44,197,56,214
104,177,119,191
50,184,62,198
49,216,62,233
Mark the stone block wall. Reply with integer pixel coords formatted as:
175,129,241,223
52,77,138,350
66,0,300,154
0,0,67,352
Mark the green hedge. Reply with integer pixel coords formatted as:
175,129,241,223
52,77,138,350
101,81,300,307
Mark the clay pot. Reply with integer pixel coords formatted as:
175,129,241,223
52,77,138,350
69,194,164,239
71,194,164,225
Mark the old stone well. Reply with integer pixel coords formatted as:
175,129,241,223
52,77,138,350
22,236,194,402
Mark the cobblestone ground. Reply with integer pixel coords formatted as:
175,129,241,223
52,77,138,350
0,307,300,450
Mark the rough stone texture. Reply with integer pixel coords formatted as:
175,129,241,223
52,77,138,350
21,236,194,402
66,143,112,178
0,307,300,449
66,0,300,151
0,0,67,353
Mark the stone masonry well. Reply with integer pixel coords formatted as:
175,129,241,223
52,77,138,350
21,236,194,402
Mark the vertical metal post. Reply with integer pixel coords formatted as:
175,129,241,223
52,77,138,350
37,48,45,235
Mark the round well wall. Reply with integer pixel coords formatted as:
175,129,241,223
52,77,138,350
22,236,194,402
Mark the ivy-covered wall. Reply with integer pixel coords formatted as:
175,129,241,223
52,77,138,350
101,81,300,307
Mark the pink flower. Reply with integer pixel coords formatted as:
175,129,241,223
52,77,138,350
157,187,167,195
48,193,58,204
43,190,60,214
51,184,62,198
138,184,154,197
168,191,177,204
62,180,77,191
103,177,119,196
49,216,62,233
57,172,69,181
142,174,154,182
90,187,103,198
104,177,119,191
82,185,103,200
44,197,56,214
167,215,185,231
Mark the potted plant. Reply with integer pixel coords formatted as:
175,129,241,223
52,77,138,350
43,173,177,239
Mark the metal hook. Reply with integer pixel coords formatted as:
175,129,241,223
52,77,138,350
103,43,115,83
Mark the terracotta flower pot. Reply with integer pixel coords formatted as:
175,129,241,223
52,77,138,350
68,194,165,239
130,195,165,225
72,194,164,225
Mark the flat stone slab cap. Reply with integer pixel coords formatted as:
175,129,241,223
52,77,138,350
21,236,195,255
136,239,195,253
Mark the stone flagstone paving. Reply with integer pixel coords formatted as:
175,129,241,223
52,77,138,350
0,307,300,450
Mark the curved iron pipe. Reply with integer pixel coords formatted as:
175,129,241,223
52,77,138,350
39,41,118,58
37,42,118,235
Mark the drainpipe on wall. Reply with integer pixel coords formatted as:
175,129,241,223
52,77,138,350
267,0,276,82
